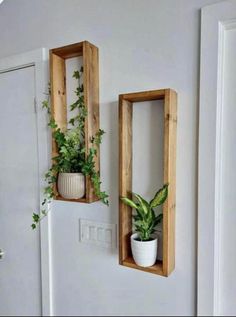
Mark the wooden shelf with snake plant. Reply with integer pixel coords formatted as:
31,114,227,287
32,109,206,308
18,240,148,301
50,41,100,203
119,89,177,276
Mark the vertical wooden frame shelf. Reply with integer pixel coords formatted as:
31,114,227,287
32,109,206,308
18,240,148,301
50,41,100,203
119,89,177,276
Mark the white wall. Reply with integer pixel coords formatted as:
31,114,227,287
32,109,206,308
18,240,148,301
0,0,224,316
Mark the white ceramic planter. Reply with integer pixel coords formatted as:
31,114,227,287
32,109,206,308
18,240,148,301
131,233,158,267
57,173,85,199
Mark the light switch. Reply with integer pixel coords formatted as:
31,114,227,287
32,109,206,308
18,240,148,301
79,219,117,249
89,226,96,240
105,229,112,244
97,227,104,242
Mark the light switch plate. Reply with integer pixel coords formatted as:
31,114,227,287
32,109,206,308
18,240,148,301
79,219,117,249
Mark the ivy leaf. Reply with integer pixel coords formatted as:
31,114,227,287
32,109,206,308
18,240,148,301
70,102,78,111
69,118,75,126
73,71,80,79
48,118,57,129
42,100,49,109
31,224,36,230
32,213,40,223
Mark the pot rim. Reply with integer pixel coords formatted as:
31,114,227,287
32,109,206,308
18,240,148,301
131,233,157,243
58,172,85,176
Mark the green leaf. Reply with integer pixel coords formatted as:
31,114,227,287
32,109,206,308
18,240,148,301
154,214,163,226
133,215,141,221
120,197,138,209
150,184,169,208
32,213,40,223
48,118,57,129
42,100,49,109
133,193,150,215
70,102,78,111
73,70,80,79
136,207,145,219
69,118,75,126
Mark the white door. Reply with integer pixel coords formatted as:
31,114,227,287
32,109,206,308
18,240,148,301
0,49,51,316
0,65,41,316
198,1,236,316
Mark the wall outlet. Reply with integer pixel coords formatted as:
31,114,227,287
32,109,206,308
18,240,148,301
79,219,117,249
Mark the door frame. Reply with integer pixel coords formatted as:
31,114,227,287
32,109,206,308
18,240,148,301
0,49,52,316
198,1,236,315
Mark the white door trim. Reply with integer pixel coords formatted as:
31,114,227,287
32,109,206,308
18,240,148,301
0,49,52,316
198,1,236,316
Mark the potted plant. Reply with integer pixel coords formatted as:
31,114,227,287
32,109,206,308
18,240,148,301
121,184,168,267
31,68,109,229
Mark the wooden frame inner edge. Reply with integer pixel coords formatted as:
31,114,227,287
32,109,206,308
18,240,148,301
119,88,177,276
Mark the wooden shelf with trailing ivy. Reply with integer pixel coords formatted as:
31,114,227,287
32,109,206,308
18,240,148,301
50,41,100,203
119,89,177,276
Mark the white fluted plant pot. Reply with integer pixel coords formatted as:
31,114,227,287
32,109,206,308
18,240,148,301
57,173,85,199
131,233,158,267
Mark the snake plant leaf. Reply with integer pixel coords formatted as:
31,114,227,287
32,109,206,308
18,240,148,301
150,184,169,208
120,197,138,210
133,193,150,215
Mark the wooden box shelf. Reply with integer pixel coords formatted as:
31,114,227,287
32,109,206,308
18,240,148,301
119,89,177,276
50,41,100,203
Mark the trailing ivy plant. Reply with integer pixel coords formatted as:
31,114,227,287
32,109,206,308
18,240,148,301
32,67,109,229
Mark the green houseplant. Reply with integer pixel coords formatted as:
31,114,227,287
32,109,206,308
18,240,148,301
121,184,168,267
32,68,109,229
